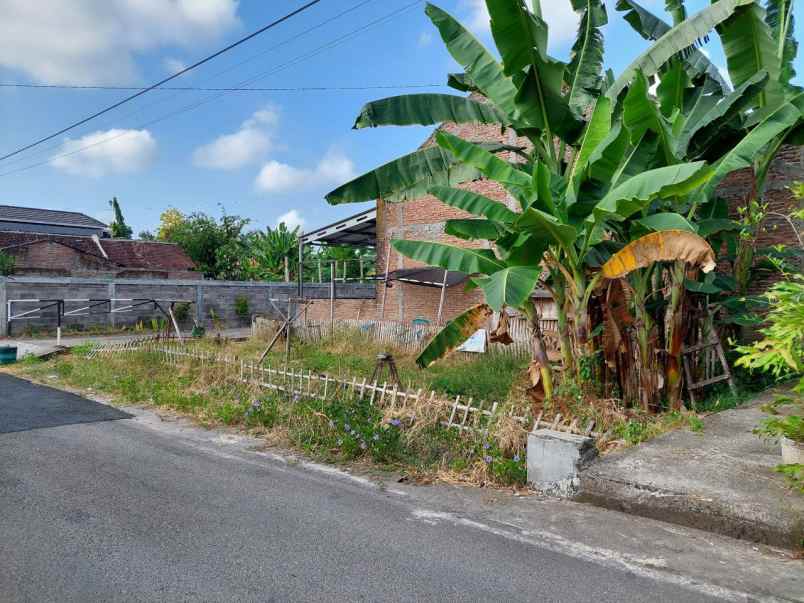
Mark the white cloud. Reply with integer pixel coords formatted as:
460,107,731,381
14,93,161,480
418,31,433,47
0,0,239,84
316,149,357,184
193,106,279,170
461,0,578,48
163,56,188,74
254,149,356,195
255,161,307,193
276,209,305,231
51,129,157,177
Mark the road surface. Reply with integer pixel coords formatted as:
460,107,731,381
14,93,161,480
0,374,780,602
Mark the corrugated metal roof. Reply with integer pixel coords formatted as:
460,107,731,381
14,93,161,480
0,205,108,229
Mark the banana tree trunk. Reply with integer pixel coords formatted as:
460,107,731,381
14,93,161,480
665,262,687,411
552,282,575,373
632,277,657,412
525,302,554,401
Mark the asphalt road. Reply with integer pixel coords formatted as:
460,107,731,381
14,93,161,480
0,374,720,602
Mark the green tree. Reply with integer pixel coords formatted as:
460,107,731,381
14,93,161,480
242,222,300,281
108,197,133,239
163,212,249,279
138,230,156,240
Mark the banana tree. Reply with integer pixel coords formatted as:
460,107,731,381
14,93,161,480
325,0,775,405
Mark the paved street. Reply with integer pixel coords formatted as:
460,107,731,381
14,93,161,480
0,374,792,602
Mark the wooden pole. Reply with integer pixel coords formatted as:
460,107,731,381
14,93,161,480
379,239,391,321
318,259,323,283
359,256,364,283
285,297,292,362
284,255,290,282
329,260,335,336
297,238,304,299
436,268,449,325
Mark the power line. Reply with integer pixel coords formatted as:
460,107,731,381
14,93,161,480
0,0,380,171
0,0,324,163
0,82,441,92
0,0,424,179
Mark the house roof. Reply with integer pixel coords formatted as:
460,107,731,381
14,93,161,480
0,205,108,230
0,231,196,272
101,239,196,271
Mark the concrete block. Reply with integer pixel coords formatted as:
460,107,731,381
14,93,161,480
527,429,597,497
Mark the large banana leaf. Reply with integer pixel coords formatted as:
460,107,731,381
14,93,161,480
416,303,493,368
615,0,730,91
444,218,503,241
426,3,518,119
568,96,613,184
656,60,690,118
515,57,585,143
676,70,769,157
486,0,548,76
515,208,579,258
636,212,696,232
353,94,507,129
717,3,782,109
701,94,804,197
566,0,608,117
587,121,630,183
447,72,477,93
475,266,543,312
435,131,533,194
592,161,710,224
623,70,676,163
608,0,753,100
325,143,505,205
428,186,517,224
664,0,686,26
601,230,716,279
391,239,504,275
767,0,798,86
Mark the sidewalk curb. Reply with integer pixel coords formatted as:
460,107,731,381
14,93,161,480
578,471,804,550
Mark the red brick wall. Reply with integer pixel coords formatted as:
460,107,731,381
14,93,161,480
716,145,803,293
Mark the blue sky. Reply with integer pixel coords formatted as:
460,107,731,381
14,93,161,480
0,0,801,236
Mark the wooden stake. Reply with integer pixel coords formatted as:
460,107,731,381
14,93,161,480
436,268,449,325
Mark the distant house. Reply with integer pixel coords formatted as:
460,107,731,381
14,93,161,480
0,205,110,237
0,205,197,279
0,231,197,279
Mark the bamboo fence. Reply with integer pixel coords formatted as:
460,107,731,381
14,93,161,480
88,335,598,438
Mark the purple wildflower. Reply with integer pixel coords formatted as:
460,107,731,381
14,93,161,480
513,454,521,462
344,423,351,431
483,455,493,464
483,442,491,450
389,418,401,427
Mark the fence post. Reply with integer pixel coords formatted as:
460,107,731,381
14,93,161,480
195,284,204,326
329,261,336,336
284,256,290,283
108,282,116,329
0,277,7,337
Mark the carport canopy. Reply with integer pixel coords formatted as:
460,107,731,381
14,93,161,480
300,207,376,247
